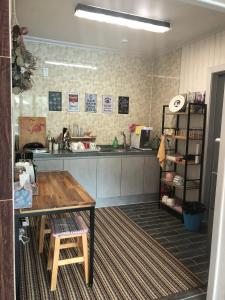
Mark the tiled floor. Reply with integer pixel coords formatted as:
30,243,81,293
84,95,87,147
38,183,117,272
120,202,209,300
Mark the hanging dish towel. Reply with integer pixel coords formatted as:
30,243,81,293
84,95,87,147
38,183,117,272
157,135,166,168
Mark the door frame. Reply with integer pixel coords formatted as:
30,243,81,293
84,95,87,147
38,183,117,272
205,64,225,300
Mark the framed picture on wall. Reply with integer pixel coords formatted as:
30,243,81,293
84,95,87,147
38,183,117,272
48,91,62,111
102,95,113,113
68,93,80,112
85,93,97,113
118,96,129,114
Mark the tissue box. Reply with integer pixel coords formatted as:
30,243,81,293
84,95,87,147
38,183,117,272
14,182,32,209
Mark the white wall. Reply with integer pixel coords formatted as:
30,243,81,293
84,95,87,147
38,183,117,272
180,30,225,93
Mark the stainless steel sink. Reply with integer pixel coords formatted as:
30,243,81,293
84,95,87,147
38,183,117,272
113,149,127,152
99,147,141,153
114,148,140,153
99,148,115,152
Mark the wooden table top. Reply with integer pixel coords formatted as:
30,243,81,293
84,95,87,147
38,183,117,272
17,171,96,214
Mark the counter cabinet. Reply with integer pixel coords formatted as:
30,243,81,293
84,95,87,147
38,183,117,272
33,154,159,205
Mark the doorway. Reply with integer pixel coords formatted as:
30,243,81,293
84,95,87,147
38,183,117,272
204,65,225,300
206,72,225,246
204,72,225,247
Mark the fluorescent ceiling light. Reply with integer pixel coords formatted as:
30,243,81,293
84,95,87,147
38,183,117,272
45,60,97,70
181,0,225,10
195,0,225,8
74,4,170,33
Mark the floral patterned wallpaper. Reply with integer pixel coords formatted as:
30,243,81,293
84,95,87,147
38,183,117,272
150,49,182,137
14,41,153,145
14,41,182,145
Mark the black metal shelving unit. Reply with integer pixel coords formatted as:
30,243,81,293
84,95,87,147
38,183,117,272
159,103,207,218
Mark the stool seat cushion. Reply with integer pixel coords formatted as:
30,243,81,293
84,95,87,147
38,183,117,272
51,215,88,237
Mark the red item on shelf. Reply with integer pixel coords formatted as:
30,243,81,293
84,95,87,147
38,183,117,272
83,142,89,149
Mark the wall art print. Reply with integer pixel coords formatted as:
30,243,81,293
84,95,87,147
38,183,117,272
118,96,129,114
68,92,80,112
48,91,62,111
102,95,113,113
85,93,97,113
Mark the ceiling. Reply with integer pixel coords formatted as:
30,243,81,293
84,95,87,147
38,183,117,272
16,0,225,57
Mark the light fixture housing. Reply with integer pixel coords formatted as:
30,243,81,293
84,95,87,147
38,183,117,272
45,60,97,70
74,4,170,33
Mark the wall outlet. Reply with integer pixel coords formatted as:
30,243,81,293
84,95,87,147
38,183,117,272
43,67,48,77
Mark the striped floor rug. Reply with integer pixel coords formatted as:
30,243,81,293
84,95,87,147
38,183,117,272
20,207,203,300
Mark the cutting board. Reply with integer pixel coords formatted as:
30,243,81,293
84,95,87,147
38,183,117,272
19,117,46,150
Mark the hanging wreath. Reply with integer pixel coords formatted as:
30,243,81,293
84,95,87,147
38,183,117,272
12,25,37,94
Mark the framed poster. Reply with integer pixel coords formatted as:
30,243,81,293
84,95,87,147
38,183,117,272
19,117,46,150
85,93,97,113
118,96,129,114
48,91,62,111
68,93,80,112
102,95,113,113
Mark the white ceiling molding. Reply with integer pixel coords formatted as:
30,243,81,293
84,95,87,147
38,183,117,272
24,35,121,54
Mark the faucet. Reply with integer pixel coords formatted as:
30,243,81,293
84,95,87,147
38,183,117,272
121,131,126,149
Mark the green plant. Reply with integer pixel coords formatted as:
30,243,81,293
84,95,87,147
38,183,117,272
12,25,37,94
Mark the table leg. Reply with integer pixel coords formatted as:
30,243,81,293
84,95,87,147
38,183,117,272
15,215,21,300
89,207,95,287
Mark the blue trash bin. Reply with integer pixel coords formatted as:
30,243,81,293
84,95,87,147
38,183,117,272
183,212,203,232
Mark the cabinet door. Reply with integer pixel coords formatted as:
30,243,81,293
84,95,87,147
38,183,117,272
97,156,121,198
121,156,144,196
143,156,160,194
63,158,97,199
34,159,63,171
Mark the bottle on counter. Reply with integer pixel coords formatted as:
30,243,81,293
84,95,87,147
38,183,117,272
73,124,79,137
47,131,52,152
112,136,119,148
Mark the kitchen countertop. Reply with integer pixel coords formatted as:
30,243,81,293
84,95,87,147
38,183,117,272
32,147,157,159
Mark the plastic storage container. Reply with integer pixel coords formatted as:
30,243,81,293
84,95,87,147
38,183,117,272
183,202,205,232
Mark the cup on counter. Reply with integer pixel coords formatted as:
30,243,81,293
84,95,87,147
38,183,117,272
78,142,85,150
79,128,84,137
89,143,96,150
53,143,59,152
71,142,79,151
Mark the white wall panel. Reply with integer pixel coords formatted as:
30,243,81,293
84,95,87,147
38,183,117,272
180,30,225,93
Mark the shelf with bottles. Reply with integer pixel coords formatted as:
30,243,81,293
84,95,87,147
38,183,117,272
163,128,204,140
164,102,205,116
161,177,200,190
166,154,201,165
165,111,204,116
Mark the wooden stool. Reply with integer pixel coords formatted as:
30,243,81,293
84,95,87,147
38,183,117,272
47,215,89,291
39,215,51,253
39,214,67,253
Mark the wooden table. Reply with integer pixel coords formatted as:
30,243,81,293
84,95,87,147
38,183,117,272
14,171,96,300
